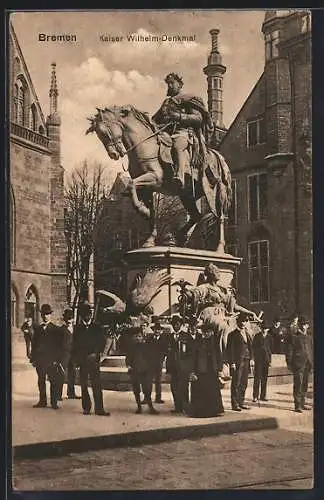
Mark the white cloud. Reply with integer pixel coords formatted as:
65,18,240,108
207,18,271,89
96,28,231,73
60,57,166,175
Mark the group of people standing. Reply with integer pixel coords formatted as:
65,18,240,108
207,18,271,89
23,302,110,416
118,310,273,417
20,298,313,418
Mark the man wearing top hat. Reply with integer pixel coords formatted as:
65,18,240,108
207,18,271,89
226,312,254,411
286,315,313,413
252,321,272,402
143,315,169,405
57,308,81,401
73,302,110,416
166,315,195,414
119,315,159,415
268,317,286,354
20,314,35,359
30,303,65,410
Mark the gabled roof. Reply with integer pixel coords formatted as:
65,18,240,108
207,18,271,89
10,22,47,130
219,72,265,148
107,172,130,199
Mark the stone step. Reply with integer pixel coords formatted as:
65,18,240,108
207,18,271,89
96,364,293,392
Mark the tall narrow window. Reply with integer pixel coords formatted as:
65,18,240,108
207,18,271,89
247,117,265,147
248,240,270,303
113,232,123,250
301,13,310,33
265,30,280,61
17,82,25,126
128,229,140,250
248,173,268,222
30,103,37,131
13,84,19,122
227,179,237,226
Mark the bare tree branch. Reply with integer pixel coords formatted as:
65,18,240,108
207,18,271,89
64,160,111,311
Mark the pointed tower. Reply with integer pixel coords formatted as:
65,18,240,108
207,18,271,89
46,63,67,312
203,29,227,147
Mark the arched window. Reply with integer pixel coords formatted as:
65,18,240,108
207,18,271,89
24,285,39,323
11,284,19,328
10,186,16,265
15,76,29,127
17,81,25,125
38,125,45,135
30,103,37,131
13,83,19,122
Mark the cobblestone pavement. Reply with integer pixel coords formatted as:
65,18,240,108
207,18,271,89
13,429,313,490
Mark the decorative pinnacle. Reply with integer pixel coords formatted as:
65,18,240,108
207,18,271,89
49,62,58,114
210,29,220,52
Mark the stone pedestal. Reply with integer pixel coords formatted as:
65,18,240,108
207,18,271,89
123,246,242,316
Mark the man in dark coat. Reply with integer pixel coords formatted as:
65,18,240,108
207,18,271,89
73,303,110,416
268,317,286,354
226,313,254,411
252,322,272,402
166,315,195,414
145,316,169,405
57,308,81,401
30,303,65,410
120,317,159,415
21,315,34,358
286,315,313,413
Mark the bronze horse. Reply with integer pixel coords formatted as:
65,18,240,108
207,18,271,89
86,105,232,250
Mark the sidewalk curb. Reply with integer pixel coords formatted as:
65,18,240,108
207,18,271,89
13,416,278,460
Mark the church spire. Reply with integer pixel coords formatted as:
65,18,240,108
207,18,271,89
49,62,58,115
203,29,226,130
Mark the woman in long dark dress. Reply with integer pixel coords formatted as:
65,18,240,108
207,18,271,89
189,326,224,418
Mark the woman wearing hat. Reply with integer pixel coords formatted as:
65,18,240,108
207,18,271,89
189,318,225,418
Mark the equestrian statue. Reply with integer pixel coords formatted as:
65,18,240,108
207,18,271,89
86,72,232,250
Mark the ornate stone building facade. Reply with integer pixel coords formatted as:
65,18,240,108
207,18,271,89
220,10,312,321
10,23,67,329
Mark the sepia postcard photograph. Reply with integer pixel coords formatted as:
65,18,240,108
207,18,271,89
9,9,313,491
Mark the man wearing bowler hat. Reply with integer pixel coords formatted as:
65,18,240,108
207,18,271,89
57,308,81,401
73,302,110,416
226,312,254,411
252,320,272,402
30,303,65,410
286,315,313,412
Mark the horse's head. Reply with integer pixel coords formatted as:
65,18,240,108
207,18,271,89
86,106,132,160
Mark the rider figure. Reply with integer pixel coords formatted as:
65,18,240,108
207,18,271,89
152,73,214,190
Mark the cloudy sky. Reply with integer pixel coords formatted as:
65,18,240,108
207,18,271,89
11,10,268,176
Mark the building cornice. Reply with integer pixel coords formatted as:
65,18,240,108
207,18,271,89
10,133,51,156
12,268,66,277
264,152,294,176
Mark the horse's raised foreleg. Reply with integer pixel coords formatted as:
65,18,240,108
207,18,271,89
127,170,163,219
140,191,157,248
